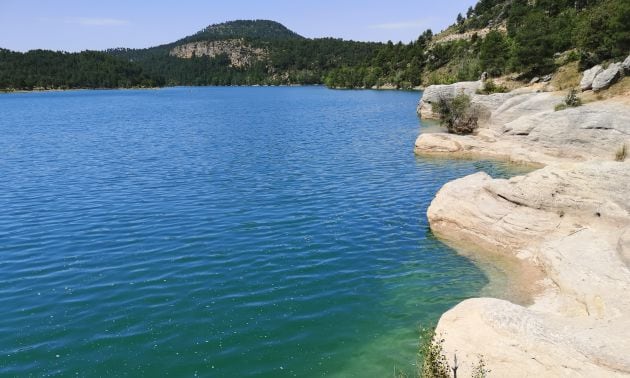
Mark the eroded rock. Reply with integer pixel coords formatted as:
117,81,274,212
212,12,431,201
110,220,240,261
592,63,622,92
580,65,603,91
417,81,482,119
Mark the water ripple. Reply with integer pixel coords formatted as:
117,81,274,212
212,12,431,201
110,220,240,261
0,87,525,377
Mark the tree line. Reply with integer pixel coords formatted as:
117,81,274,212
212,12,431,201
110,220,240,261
0,49,163,90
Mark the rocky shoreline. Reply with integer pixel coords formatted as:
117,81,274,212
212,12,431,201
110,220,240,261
415,73,630,376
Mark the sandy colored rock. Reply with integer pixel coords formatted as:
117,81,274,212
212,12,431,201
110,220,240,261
170,39,267,68
416,97,630,164
417,81,482,119
580,65,604,91
429,162,630,377
592,63,623,92
415,83,630,377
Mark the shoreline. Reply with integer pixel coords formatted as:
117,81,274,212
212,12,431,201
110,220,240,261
415,82,630,376
1,84,423,94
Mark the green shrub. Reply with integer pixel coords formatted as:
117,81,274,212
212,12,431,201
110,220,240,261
565,89,582,107
555,89,582,111
434,93,479,135
476,79,509,94
471,355,491,378
418,327,450,378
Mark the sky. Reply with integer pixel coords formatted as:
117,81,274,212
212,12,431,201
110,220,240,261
0,0,478,52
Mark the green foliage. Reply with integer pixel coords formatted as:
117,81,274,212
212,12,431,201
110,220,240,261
448,0,628,78
576,0,630,64
434,93,479,135
476,79,509,94
555,88,582,111
564,88,582,107
471,355,491,378
323,34,428,89
5,0,628,91
509,9,557,75
479,30,509,76
418,327,450,378
0,49,162,90
182,20,304,44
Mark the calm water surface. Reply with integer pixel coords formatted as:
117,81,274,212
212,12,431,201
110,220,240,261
1,87,519,377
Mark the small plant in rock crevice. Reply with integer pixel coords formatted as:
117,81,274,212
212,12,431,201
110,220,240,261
616,144,627,162
555,88,582,111
418,327,451,378
476,79,509,94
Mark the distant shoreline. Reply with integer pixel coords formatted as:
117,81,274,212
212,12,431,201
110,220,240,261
1,84,423,94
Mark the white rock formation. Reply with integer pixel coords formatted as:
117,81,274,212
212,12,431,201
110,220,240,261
170,39,267,68
579,64,603,91
429,163,630,377
623,55,630,73
416,96,629,164
415,82,630,376
592,63,623,92
417,81,483,119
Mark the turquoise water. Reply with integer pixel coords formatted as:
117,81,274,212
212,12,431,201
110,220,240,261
1,87,518,377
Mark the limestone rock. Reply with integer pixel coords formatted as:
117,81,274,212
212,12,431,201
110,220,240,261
416,98,630,164
428,161,630,377
488,92,563,131
170,39,267,68
417,81,483,119
415,76,630,376
623,55,630,73
580,65,603,91
592,63,622,92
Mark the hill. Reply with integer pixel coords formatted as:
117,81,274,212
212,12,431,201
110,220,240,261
0,49,162,91
1,1,628,91
105,20,386,87
178,20,305,43
323,0,629,88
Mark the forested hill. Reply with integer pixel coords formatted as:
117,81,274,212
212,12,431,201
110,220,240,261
179,20,305,43
0,49,163,90
324,0,629,87
105,20,388,87
1,2,628,91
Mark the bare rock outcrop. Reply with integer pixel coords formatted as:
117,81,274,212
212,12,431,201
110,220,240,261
415,81,630,376
428,162,630,377
170,39,267,68
416,81,482,119
579,64,603,91
415,96,630,164
592,63,623,92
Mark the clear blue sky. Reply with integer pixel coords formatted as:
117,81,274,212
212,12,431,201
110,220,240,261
0,0,478,52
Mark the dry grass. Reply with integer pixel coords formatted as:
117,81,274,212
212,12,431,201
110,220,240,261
616,144,628,162
550,61,581,91
582,76,630,104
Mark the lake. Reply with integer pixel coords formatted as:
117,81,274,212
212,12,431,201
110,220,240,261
0,87,519,377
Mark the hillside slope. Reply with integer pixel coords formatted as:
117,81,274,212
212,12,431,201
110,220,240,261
105,20,384,87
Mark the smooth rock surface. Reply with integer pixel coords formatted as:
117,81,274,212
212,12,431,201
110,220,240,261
429,162,630,377
416,97,629,164
416,85,630,377
592,63,622,91
417,81,482,119
580,65,604,91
